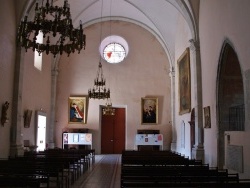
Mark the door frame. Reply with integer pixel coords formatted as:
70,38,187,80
99,105,127,154
35,110,47,152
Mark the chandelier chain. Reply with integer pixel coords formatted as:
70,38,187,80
88,0,111,100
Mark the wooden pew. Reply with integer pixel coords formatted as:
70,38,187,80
0,159,49,188
0,148,95,188
120,150,240,188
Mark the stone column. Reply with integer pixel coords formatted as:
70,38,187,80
48,60,59,149
189,39,204,161
10,46,25,157
169,67,177,151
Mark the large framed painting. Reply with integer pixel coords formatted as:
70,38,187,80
178,48,191,115
141,97,158,124
68,96,87,124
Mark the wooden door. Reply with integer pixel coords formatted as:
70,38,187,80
101,108,125,154
101,114,114,154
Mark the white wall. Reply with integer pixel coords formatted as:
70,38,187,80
0,0,16,158
55,21,172,154
0,0,52,158
21,50,52,147
199,0,250,178
174,13,192,158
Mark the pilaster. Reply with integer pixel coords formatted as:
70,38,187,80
10,45,25,157
189,39,204,161
244,69,250,132
10,144,24,158
48,59,59,149
169,67,177,151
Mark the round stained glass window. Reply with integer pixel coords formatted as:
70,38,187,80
100,35,129,64
103,43,126,64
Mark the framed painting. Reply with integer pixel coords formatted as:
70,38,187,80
141,97,158,124
204,106,211,128
178,48,191,115
24,109,32,128
68,96,87,124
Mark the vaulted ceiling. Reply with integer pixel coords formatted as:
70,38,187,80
18,0,199,65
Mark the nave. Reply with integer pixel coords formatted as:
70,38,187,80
72,154,121,188
0,151,121,188
1,151,250,188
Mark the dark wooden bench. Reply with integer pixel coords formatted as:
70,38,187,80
122,155,202,167
0,148,95,188
121,167,239,187
121,150,241,188
0,160,49,188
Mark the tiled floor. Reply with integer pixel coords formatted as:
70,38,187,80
72,154,121,188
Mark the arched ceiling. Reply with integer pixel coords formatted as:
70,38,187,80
19,0,198,65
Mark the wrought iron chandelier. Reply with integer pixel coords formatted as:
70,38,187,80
103,98,115,115
88,62,110,99
17,0,86,57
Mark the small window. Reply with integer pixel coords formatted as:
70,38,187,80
34,31,43,71
100,35,129,64
103,43,126,64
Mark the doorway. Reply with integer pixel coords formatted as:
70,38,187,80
36,111,47,152
101,107,125,154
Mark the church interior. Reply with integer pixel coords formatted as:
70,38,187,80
1,0,250,187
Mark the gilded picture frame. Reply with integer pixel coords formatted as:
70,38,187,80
68,96,87,124
178,48,191,115
141,97,158,124
204,106,211,128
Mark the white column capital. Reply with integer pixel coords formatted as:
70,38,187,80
189,39,200,52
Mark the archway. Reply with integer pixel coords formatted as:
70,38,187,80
217,42,245,168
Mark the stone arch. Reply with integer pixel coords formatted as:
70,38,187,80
217,40,245,168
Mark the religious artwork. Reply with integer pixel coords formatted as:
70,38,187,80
204,106,211,128
1,101,9,126
178,48,191,115
68,96,87,124
141,97,158,124
24,109,32,128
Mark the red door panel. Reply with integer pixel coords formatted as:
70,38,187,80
101,108,125,154
113,108,125,154
101,115,114,154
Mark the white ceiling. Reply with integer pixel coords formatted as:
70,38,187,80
68,0,195,63
23,0,196,65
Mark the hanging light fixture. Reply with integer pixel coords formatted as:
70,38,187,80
103,98,115,115
102,0,115,114
88,0,110,100
17,0,86,57
88,61,110,99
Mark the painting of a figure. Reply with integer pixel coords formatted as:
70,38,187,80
68,96,87,124
141,97,158,124
24,109,32,128
178,48,191,115
204,106,211,128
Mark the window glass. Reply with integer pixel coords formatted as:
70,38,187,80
34,31,43,71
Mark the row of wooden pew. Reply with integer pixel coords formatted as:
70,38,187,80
0,148,95,188
121,150,246,188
